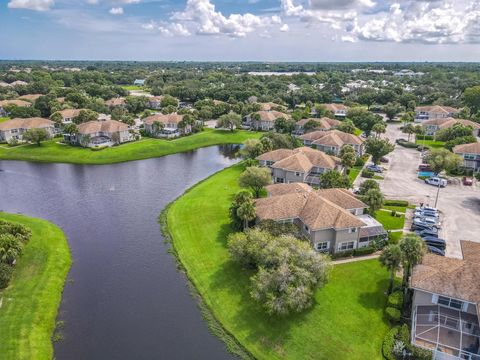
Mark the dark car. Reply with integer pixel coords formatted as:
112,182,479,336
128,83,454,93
411,223,438,232
423,237,446,250
366,164,383,173
427,245,445,256
415,229,439,238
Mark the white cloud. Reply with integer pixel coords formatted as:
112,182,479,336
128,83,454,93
341,35,356,42
7,0,54,11
109,7,123,15
280,23,290,32
158,23,191,37
168,0,282,37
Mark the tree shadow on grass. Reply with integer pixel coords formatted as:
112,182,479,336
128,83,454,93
357,276,390,325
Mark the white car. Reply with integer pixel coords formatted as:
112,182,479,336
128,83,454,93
425,177,447,188
415,206,438,212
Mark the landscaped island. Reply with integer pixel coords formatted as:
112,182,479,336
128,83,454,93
0,129,261,165
164,163,392,359
0,213,71,360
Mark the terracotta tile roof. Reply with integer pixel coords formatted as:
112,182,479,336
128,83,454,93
258,102,284,111
266,183,312,197
254,110,290,122
273,152,313,172
316,188,367,210
415,105,460,114
257,147,340,172
77,120,128,135
0,99,32,108
411,241,480,306
143,113,184,125
10,80,28,86
257,149,295,162
0,117,54,131
57,109,82,119
256,192,365,231
105,97,126,107
18,94,43,102
301,130,364,146
453,142,480,155
320,103,349,112
422,117,480,129
296,117,341,129
148,96,164,102
0,82,11,87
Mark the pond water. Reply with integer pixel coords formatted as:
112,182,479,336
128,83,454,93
0,145,240,360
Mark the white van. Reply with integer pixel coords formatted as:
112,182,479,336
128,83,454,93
424,177,447,188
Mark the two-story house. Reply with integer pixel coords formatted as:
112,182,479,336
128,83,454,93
301,130,365,156
294,117,341,135
318,103,349,118
146,96,164,110
453,143,480,172
0,99,32,116
414,105,460,123
422,118,480,137
246,110,290,131
410,241,480,360
55,109,82,124
257,147,343,186
64,120,130,147
143,113,191,138
0,117,55,143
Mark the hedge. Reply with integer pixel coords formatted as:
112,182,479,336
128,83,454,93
396,139,419,149
354,246,376,256
382,326,400,360
387,291,404,309
361,169,374,178
385,307,401,324
384,200,409,207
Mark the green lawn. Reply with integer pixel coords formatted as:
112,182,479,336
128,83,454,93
375,210,405,231
383,205,407,213
0,213,71,360
166,164,392,360
348,165,363,183
0,117,9,123
0,129,261,165
121,85,145,90
415,139,445,149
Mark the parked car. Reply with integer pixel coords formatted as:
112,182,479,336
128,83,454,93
415,228,439,237
463,177,473,186
366,164,383,173
425,177,447,187
414,210,439,219
427,245,445,256
422,236,446,250
413,217,440,228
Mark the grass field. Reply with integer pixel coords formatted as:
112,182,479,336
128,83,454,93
375,210,405,231
121,85,144,90
0,129,262,165
0,213,71,360
166,164,392,360
348,165,363,183
415,139,445,149
0,117,9,123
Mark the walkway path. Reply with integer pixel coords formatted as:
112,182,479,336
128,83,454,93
332,253,380,265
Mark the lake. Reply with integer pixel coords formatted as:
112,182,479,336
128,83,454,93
0,145,240,360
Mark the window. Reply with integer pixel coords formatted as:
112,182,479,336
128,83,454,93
436,295,465,310
295,172,301,177
304,224,310,233
348,227,357,233
465,154,475,160
316,242,329,252
275,177,285,183
338,241,355,251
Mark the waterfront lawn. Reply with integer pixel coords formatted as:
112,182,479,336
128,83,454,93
0,212,71,360
167,164,391,360
0,129,262,165
375,210,405,231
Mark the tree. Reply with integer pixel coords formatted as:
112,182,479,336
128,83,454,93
261,132,296,149
319,170,351,189
63,123,78,135
229,190,254,231
337,119,355,134
340,145,356,172
435,124,474,142
241,138,265,159
237,201,256,230
50,111,63,124
160,95,179,108
365,138,394,165
22,128,50,146
372,123,386,138
303,119,321,132
364,188,384,215
238,166,272,198
358,179,379,195
402,123,415,142
384,102,403,121
75,109,98,124
357,90,377,110
218,111,242,132
274,117,296,134
151,121,165,136
379,244,402,294
399,234,426,287
462,85,480,114
424,148,463,175
346,107,383,136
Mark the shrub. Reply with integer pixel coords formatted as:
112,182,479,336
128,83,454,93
385,306,401,324
331,250,354,259
476,172,480,181
361,169,374,178
354,156,366,167
7,137,19,147
382,326,400,360
0,263,13,289
396,139,418,148
387,291,404,309
354,246,376,256
391,210,396,217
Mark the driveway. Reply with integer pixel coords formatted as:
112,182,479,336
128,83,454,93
378,123,480,258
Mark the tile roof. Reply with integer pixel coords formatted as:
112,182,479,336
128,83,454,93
415,105,460,114
411,241,480,307
266,183,312,197
57,109,82,118
0,99,32,107
316,188,367,210
453,142,480,155
143,113,184,125
258,147,340,172
422,117,480,129
301,129,364,146
105,97,126,107
254,110,290,122
256,191,365,231
320,103,349,112
77,120,128,135
258,102,284,111
0,117,54,131
296,117,341,129
18,94,43,102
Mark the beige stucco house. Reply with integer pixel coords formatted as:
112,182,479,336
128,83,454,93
301,129,365,156
414,105,460,123
453,143,480,172
143,113,191,138
0,99,32,116
422,118,480,137
316,103,349,118
64,120,130,147
245,110,291,131
0,117,55,142
294,117,341,135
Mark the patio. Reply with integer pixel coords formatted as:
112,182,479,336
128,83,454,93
413,305,480,359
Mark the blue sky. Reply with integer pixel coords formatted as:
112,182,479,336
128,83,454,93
1,0,480,61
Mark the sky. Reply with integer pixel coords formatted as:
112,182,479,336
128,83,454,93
1,0,480,61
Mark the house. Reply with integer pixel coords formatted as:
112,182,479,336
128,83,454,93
410,241,480,360
414,105,460,123
257,184,386,253
0,117,55,143
0,99,32,116
18,94,43,103
105,97,126,108
146,96,164,110
393,69,425,77
422,118,480,137
133,79,145,86
318,103,349,118
10,80,28,86
301,130,365,156
0,81,11,88
247,110,290,131
453,143,480,172
143,113,191,138
257,147,343,186
64,120,130,147
56,109,81,124
294,117,341,135
257,102,286,112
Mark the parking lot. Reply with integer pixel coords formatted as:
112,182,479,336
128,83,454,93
379,123,480,258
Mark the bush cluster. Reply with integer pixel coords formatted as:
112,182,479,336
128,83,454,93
361,169,374,178
383,324,432,360
387,291,404,309
395,139,418,149
385,306,401,324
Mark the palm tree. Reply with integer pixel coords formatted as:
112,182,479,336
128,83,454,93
399,234,426,288
402,123,415,142
364,188,384,215
372,123,386,138
379,244,403,294
236,201,256,230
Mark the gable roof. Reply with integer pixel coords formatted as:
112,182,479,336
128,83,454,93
266,183,312,197
253,110,290,122
453,142,480,155
57,108,82,119
316,188,367,210
77,120,128,135
320,103,349,112
18,94,43,102
256,191,365,231
105,97,126,107
0,99,32,108
258,147,340,172
296,117,341,130
411,241,480,308
0,117,54,131
415,105,460,114
143,113,184,125
301,129,364,147
422,117,480,129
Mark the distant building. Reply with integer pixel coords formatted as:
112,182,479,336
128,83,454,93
317,103,349,118
415,106,461,123
294,117,341,135
393,69,425,77
55,109,82,124
246,110,290,131
133,79,145,86
146,96,164,110
0,117,55,143
453,143,480,172
0,99,32,116
105,97,126,108
18,94,43,103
